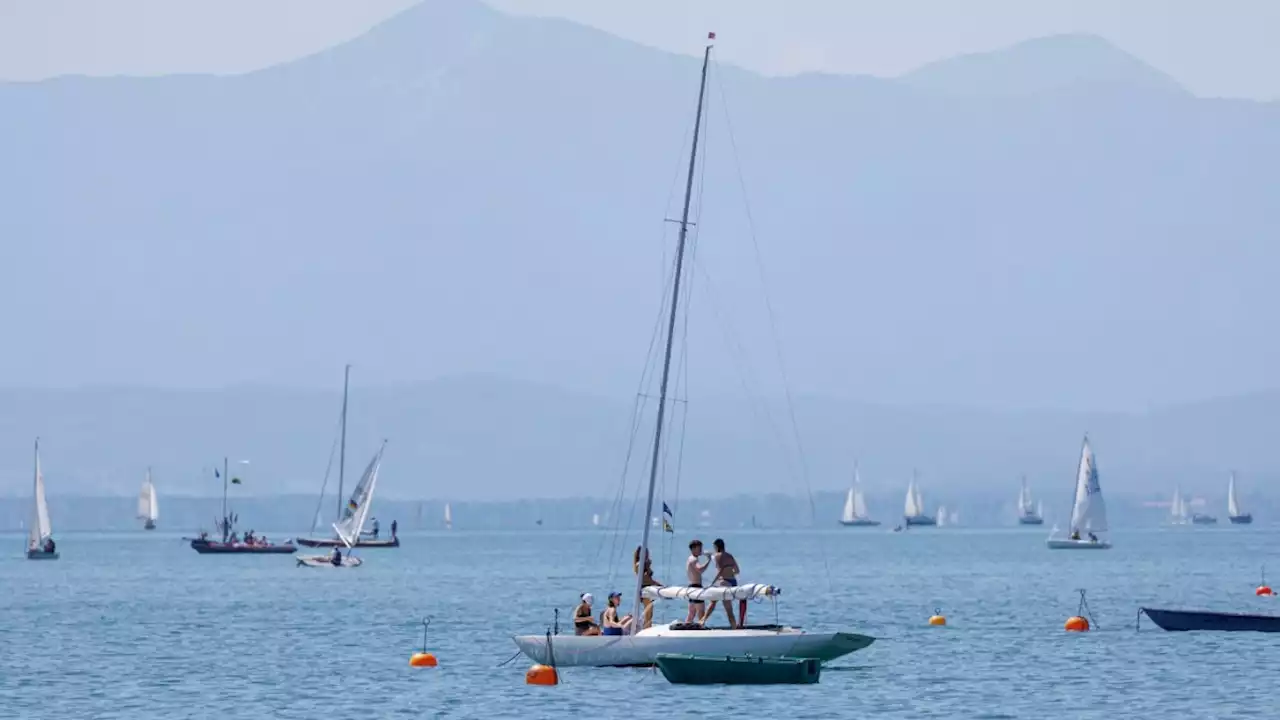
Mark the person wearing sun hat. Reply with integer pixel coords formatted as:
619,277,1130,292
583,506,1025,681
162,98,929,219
574,593,600,636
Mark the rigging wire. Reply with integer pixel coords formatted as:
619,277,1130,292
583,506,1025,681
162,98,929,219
712,56,836,591
307,404,346,533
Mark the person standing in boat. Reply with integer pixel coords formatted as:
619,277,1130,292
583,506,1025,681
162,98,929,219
370,517,380,539
390,519,397,539
633,546,662,628
708,538,746,629
43,537,55,554
684,539,711,624
330,546,342,566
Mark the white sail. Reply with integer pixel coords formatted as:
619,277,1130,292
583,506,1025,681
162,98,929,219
1018,477,1035,515
904,479,920,517
643,583,779,603
592,512,600,527
841,489,857,523
137,471,159,522
1170,487,1185,523
853,487,869,519
30,441,52,548
1069,437,1108,533
444,503,453,529
1037,500,1044,518
1228,473,1241,517
333,443,386,547
937,505,948,527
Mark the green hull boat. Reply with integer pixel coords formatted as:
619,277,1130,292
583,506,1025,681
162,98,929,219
655,654,821,685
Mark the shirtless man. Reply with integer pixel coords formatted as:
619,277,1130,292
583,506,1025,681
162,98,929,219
684,539,711,624
707,538,746,629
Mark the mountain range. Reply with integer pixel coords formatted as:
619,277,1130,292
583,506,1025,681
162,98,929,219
1,0,1278,412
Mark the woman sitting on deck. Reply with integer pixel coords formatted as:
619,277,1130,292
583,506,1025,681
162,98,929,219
600,592,633,636
574,593,600,636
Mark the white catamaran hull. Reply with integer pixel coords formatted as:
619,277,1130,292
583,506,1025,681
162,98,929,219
512,624,874,668
1046,538,1111,550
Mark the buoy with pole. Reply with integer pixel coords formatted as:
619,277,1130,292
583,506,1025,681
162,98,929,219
1256,565,1273,597
1065,589,1095,632
526,627,559,686
928,607,946,626
409,617,438,667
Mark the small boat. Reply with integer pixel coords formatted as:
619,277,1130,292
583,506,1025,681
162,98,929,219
296,552,364,568
903,470,936,526
26,439,58,560
1191,513,1218,525
1017,476,1044,525
190,457,297,554
1228,472,1252,524
1046,435,1111,550
839,464,880,527
137,468,159,530
655,653,821,685
1141,607,1280,633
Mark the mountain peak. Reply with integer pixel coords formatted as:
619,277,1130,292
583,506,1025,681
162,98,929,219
899,33,1188,98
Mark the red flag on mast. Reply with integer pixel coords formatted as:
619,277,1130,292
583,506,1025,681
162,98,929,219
708,32,716,40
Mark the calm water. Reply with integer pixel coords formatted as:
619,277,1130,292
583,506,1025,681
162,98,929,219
3,525,1279,718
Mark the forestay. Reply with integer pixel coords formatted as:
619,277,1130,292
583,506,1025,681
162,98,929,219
333,442,386,547
643,583,780,603
1069,438,1108,533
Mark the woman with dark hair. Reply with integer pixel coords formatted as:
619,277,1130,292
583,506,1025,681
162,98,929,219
633,546,662,628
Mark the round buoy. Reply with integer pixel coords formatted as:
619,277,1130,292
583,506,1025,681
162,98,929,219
1064,615,1090,632
1257,586,1273,597
526,664,559,686
409,652,438,667
929,614,946,626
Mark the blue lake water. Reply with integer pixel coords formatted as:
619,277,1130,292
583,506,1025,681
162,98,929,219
3,525,1279,718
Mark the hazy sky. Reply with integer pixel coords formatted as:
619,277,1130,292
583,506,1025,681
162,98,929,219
1,0,1276,99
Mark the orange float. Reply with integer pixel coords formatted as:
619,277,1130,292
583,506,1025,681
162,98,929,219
526,664,559,686
1064,615,1090,632
1257,586,1273,596
409,652,438,667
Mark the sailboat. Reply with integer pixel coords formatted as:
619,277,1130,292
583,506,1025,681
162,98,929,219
1017,475,1043,525
26,438,58,560
297,366,399,548
1228,471,1252,524
444,503,453,530
1046,435,1111,549
838,465,879,527
190,457,296,554
297,442,386,568
936,505,948,527
512,35,874,668
591,512,601,528
1169,486,1189,525
1189,490,1217,525
903,471,936,526
137,468,159,530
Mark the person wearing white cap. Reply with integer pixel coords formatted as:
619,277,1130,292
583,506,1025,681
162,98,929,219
574,593,600,636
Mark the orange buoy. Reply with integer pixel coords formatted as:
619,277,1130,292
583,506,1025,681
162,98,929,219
1064,615,1090,632
526,664,559,685
929,613,946,626
409,652,438,667
1257,586,1273,596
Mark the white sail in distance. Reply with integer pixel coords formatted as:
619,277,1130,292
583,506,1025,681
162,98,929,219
1069,437,1108,533
30,441,52,547
1228,473,1241,517
333,442,386,547
137,470,159,522
904,478,921,517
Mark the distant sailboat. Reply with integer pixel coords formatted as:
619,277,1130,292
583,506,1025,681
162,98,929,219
137,469,159,530
592,512,601,528
26,438,58,560
936,505,948,527
1017,476,1044,525
903,470,936,526
297,442,386,569
1228,472,1252,524
1046,435,1111,550
444,503,453,530
839,465,880,527
1169,487,1189,525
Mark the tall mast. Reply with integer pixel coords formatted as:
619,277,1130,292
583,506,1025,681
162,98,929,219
31,437,39,543
221,456,230,542
335,364,351,522
632,35,714,631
